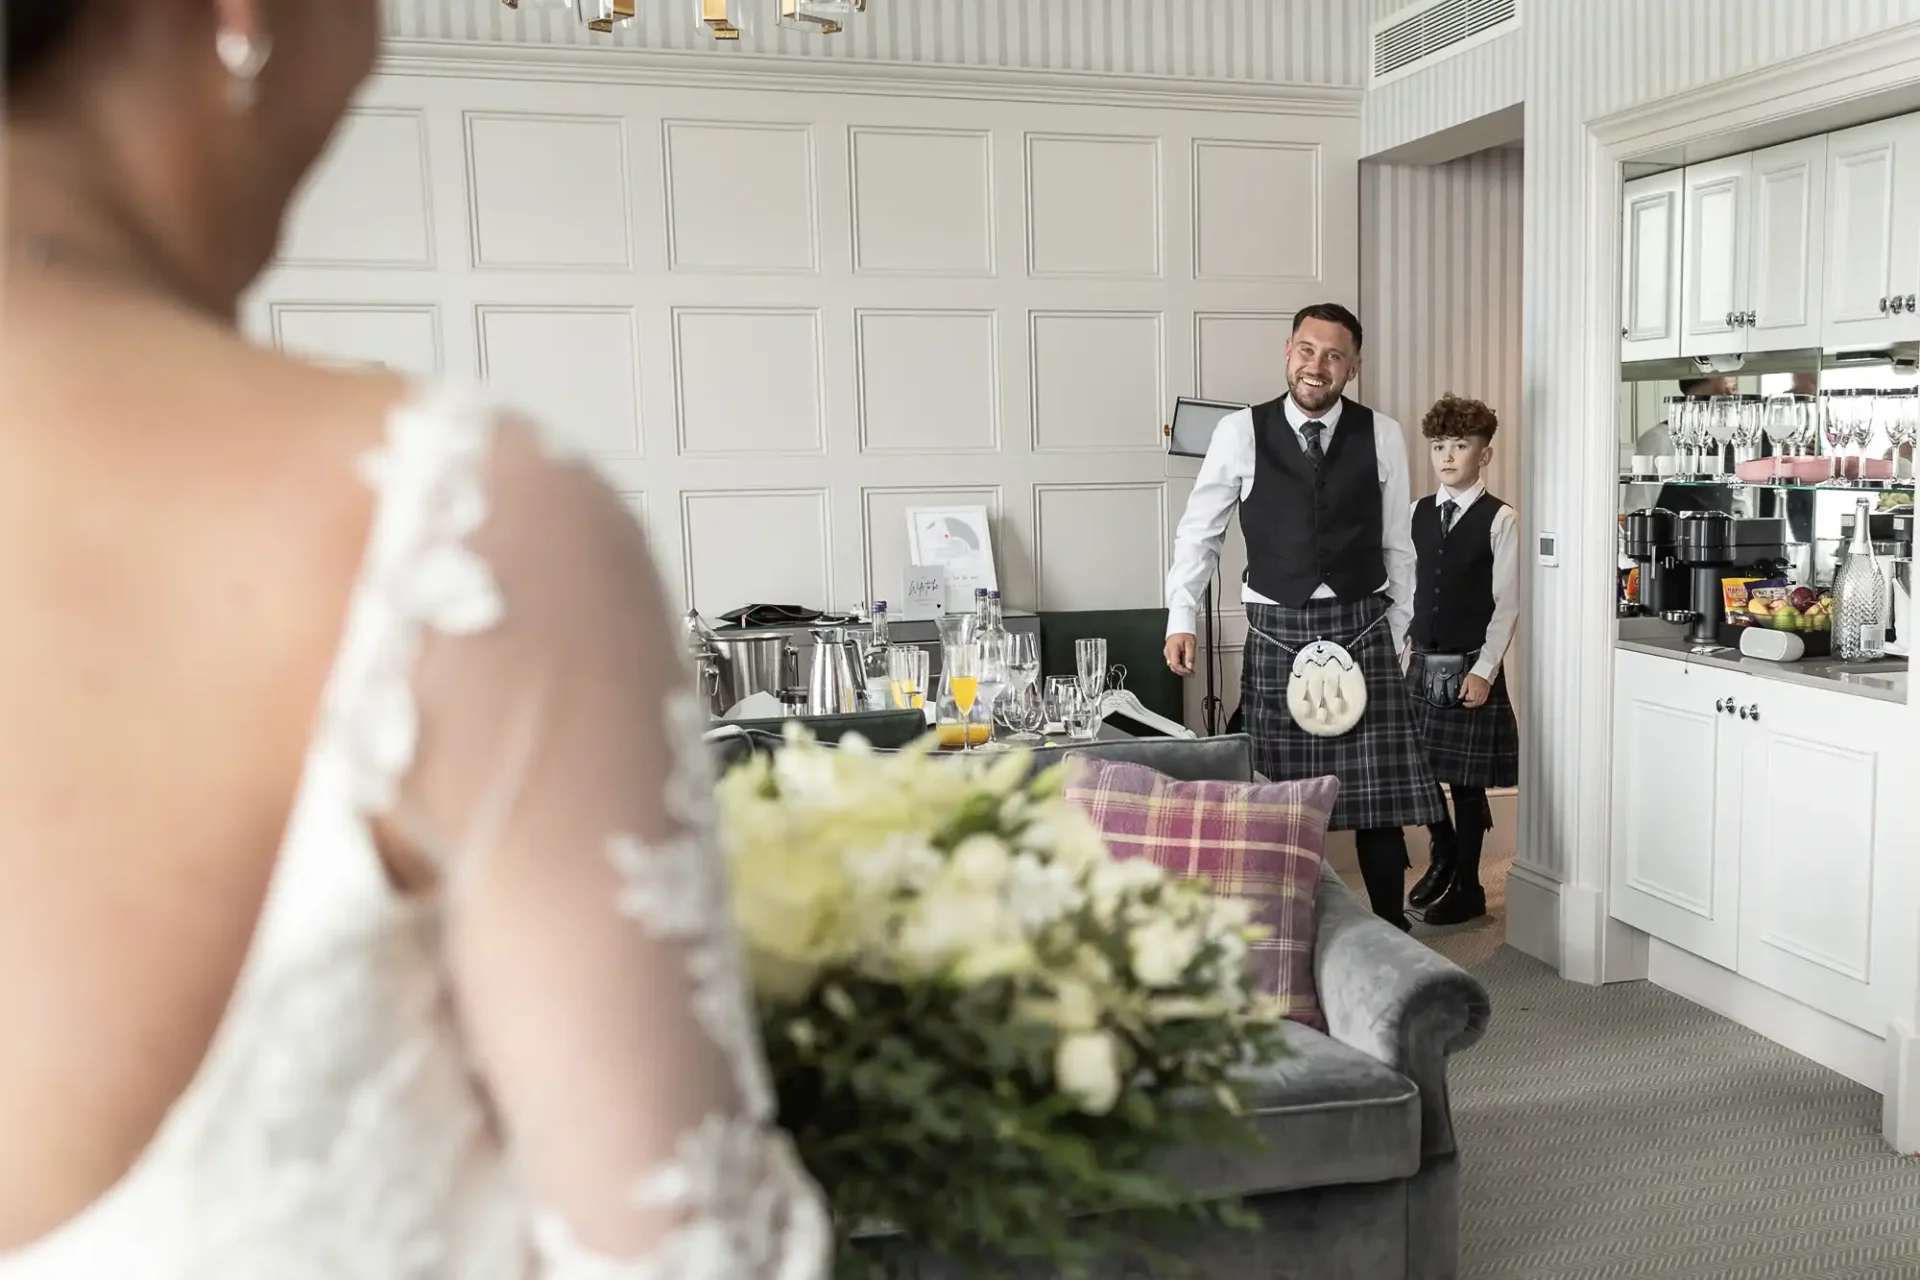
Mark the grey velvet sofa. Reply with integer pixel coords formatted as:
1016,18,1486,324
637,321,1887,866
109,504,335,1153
709,730,1492,1279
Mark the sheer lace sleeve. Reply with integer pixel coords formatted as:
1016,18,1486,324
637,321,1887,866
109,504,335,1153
364,399,831,1278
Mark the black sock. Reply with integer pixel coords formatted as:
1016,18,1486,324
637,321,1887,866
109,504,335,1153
1449,787,1491,892
1353,827,1410,922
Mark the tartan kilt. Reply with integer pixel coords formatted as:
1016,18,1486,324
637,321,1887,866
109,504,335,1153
1242,596,1445,831
1406,663,1520,788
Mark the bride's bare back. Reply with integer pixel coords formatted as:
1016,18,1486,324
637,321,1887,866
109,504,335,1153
0,277,396,1243
2,3,829,1273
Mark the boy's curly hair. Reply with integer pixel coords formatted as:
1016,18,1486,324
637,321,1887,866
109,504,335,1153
1422,393,1498,444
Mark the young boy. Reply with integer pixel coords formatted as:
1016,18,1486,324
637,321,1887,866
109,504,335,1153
1403,394,1520,927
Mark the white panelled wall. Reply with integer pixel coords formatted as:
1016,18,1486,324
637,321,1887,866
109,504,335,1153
385,0,1369,85
249,50,1360,688
1358,1,1920,960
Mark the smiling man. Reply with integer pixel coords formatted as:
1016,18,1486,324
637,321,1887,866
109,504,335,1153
1163,303,1443,929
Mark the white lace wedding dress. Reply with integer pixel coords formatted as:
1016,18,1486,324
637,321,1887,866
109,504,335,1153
0,385,832,1279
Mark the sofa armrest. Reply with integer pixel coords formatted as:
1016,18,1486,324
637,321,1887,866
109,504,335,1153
1311,865,1491,1161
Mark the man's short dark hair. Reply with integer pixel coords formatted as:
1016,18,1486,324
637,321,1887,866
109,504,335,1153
1677,377,1715,395
1291,303,1363,352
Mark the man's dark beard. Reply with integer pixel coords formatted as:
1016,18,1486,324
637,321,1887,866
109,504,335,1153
1288,375,1343,414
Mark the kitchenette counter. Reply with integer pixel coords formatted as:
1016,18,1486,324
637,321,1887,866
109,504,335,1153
1615,617,1909,704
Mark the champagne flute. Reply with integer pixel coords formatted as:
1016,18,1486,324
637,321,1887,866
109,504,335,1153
947,640,981,750
1075,637,1108,705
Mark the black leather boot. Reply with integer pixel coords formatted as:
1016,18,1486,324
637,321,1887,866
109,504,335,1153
1417,877,1487,926
1415,788,1489,926
1408,822,1456,910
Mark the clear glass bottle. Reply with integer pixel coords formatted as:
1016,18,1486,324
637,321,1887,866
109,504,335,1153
1833,497,1890,661
862,601,894,707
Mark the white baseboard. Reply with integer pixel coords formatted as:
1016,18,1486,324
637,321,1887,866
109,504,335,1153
1883,1023,1920,1153
1557,883,1650,986
1647,940,1885,1092
1504,862,1561,970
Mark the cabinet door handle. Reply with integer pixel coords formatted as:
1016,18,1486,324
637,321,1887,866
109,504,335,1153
1739,705,1750,719
1896,296,1909,315
1621,325,1629,338
1725,310,1735,327
1746,309,1758,325
1748,703,1760,721
1906,295,1916,312
1715,697,1726,712
1881,296,1891,313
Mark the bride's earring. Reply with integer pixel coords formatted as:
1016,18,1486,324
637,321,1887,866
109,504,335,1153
215,27,273,112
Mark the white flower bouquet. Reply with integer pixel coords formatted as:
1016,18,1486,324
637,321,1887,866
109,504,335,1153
717,729,1291,1278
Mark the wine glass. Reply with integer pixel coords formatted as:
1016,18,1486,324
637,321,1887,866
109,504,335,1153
1763,392,1803,457
1859,390,1889,460
1821,390,1854,479
998,632,1043,740
1705,394,1739,475
1888,390,1919,478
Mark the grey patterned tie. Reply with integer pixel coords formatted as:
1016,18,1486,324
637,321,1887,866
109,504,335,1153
1440,499,1460,536
1301,421,1325,466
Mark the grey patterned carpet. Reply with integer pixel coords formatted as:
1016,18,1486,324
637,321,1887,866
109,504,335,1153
1333,833,1920,1277
1451,949,1920,1278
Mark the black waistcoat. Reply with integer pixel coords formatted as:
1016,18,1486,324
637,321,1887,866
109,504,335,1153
1241,397,1386,607
1410,491,1507,653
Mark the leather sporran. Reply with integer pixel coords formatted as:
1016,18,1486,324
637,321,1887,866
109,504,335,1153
1409,650,1477,709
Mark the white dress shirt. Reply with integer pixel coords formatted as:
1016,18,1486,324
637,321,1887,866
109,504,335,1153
1165,395,1417,653
1417,478,1520,682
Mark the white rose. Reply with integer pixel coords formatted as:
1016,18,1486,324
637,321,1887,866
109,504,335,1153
1004,851,1085,933
894,886,1002,976
1049,978,1101,1032
1056,1031,1122,1115
950,834,1012,891
1130,917,1202,988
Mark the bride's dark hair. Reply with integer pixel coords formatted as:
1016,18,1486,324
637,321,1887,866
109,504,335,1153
6,0,86,85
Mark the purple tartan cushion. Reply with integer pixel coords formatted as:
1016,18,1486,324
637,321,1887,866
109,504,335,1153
1061,758,1340,1030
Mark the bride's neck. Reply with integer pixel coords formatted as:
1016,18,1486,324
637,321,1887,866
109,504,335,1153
5,115,243,322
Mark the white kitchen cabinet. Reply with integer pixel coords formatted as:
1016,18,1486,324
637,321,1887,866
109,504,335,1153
1744,135,1828,352
1680,155,1751,358
1612,649,1915,1034
1621,169,1686,362
1736,678,1910,1034
1822,115,1920,350
1678,138,1827,358
1610,652,1743,968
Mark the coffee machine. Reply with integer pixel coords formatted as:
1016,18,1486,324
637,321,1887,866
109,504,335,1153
1665,512,1790,648
1621,508,1687,616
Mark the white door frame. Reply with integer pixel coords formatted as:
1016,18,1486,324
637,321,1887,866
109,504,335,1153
1574,23,1920,1145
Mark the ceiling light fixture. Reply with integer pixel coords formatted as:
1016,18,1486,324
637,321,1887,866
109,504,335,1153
696,0,742,39
774,0,867,35
500,0,637,31
501,0,870,39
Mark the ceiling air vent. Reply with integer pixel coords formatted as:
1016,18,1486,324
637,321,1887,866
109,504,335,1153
1370,0,1519,86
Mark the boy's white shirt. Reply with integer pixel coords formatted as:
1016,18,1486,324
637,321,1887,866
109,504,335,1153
1411,476,1520,683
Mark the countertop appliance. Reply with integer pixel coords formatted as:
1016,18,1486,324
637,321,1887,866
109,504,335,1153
1665,513,1789,648
1622,507,1686,616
